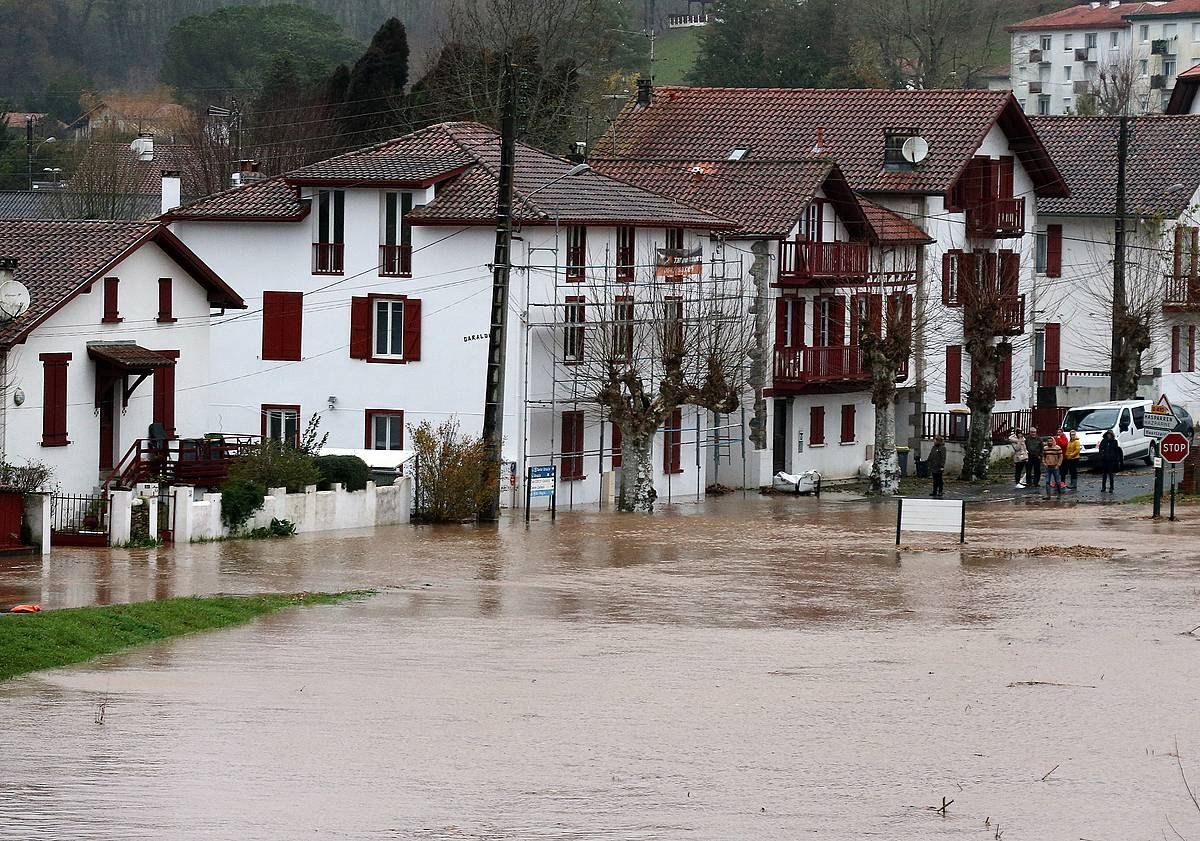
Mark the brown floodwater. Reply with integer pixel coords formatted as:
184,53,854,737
2,494,1200,840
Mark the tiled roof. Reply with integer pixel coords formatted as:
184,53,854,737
285,125,476,184
857,197,934,245
594,87,1068,198
0,220,242,347
1031,115,1200,217
1007,2,1148,31
1167,63,1200,112
0,190,162,221
1125,0,1200,16
88,343,177,372
165,176,308,221
71,143,204,196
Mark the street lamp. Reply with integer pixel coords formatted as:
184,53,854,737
27,136,56,190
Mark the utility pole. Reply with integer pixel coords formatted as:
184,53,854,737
25,116,33,190
479,55,518,522
1110,114,1130,400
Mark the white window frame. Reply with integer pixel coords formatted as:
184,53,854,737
1085,32,1097,49
372,297,405,359
1040,34,1053,52
1140,24,1150,43
1037,95,1051,115
1111,31,1120,48
266,407,300,445
818,299,833,346
1064,65,1072,80
371,413,404,450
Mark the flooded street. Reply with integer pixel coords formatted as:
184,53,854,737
3,495,1200,839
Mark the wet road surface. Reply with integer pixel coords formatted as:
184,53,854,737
2,495,1199,840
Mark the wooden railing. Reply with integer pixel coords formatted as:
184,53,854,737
103,435,259,493
667,13,712,27
778,240,870,284
773,346,869,387
1164,273,1200,308
1035,368,1109,387
920,409,1033,442
965,197,1025,238
380,244,412,277
994,294,1026,335
312,242,345,274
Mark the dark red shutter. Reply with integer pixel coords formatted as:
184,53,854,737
946,345,962,404
812,298,823,346
40,353,70,447
791,298,805,347
1000,250,1019,296
1172,326,1181,373
1046,224,1063,277
775,298,789,348
997,347,1013,401
840,404,855,443
102,277,120,323
830,296,846,345
942,251,954,305
809,405,825,445
869,294,883,336
611,421,622,468
998,156,1014,198
152,353,179,438
561,411,584,480
1175,225,1185,282
850,294,861,347
157,278,174,322
1044,322,1061,375
350,296,371,359
262,291,302,361
1190,325,1196,373
663,407,683,474
403,297,422,361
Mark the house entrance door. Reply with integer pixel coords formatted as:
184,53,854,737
99,385,116,472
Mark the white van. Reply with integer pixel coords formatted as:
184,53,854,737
1060,400,1153,467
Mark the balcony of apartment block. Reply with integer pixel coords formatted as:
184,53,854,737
1075,47,1097,64
965,197,1025,239
993,294,1026,336
1034,368,1112,406
1164,273,1200,312
380,243,412,277
771,345,872,393
776,239,871,287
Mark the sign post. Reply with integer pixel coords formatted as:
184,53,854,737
1160,431,1190,522
525,465,557,524
1146,395,1178,517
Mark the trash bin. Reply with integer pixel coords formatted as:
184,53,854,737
915,458,929,478
896,446,910,477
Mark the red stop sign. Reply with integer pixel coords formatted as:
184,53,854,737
1160,431,1191,464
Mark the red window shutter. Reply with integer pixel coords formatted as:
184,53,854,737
1175,225,1186,280
1190,325,1196,373
157,278,174,322
403,297,422,361
868,294,883,336
1000,250,1019,296
830,296,846,345
611,421,622,468
262,291,302,361
791,298,805,347
942,251,954,305
152,353,179,438
840,404,855,443
40,353,70,447
998,156,1014,198
102,277,120,323
1172,326,1181,373
997,347,1013,401
1046,225,1063,277
812,298,823,346
561,411,584,480
810,405,825,445
349,296,371,359
946,345,962,404
849,294,861,347
663,407,683,474
1044,322,1061,374
775,298,789,348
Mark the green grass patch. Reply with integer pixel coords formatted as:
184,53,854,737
0,591,369,682
1122,492,1200,506
654,27,702,84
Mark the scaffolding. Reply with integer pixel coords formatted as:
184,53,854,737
518,228,753,510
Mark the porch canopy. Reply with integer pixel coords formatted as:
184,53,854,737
88,343,175,408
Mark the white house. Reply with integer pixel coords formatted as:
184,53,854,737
0,220,244,496
166,122,737,509
595,85,1069,479
1031,114,1200,419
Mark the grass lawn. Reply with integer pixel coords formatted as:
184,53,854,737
654,27,702,84
0,591,368,682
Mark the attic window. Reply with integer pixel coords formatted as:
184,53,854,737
728,148,749,161
883,127,921,172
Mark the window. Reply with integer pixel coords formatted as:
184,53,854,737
775,297,804,349
804,201,824,242
381,192,413,277
262,291,303,361
1193,22,1200,41
1085,32,1097,49
40,352,70,447
1040,35,1052,52
365,410,404,450
1111,31,1119,48
561,410,585,480
350,296,422,362
809,405,825,446
564,296,585,362
665,227,685,251
1164,23,1177,39
102,276,120,323
616,226,635,280
566,226,586,281
1036,230,1048,273
945,345,963,404
1139,59,1149,77
157,278,175,323
314,189,345,274
728,147,749,161
1045,224,1063,277
942,250,963,306
1172,325,1196,373
663,295,684,356
152,350,179,438
1037,95,1051,115
1140,24,1150,42
262,405,300,446
1064,66,1072,81
662,407,683,474
840,404,856,443
1165,58,1178,77
1063,98,1073,113
1063,34,1073,50
883,127,920,171
612,295,634,361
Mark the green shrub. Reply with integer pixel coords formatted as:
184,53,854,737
315,455,370,492
410,417,497,523
247,518,297,540
228,438,320,493
220,478,266,531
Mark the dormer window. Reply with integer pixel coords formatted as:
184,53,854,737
883,127,922,172
728,147,749,161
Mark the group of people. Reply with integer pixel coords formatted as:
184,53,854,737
925,427,1123,498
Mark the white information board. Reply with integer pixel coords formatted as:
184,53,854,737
896,498,966,545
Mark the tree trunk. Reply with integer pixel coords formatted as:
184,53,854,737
870,397,900,495
1111,347,1141,399
961,358,998,481
617,432,656,512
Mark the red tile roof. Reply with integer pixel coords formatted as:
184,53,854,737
1125,0,1200,16
857,197,934,245
88,343,177,372
1031,115,1200,217
284,125,476,185
594,87,1068,198
72,143,204,197
1007,2,1150,31
164,176,308,222
0,220,243,347
1167,63,1200,112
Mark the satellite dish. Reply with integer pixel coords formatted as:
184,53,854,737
0,281,31,322
901,135,930,164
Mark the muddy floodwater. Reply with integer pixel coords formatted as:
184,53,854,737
2,495,1200,840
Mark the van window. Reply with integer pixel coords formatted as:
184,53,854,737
1063,407,1119,432
1132,406,1145,428
1119,409,1131,431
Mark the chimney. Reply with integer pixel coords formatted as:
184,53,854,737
131,131,154,162
0,258,16,285
810,126,827,156
233,159,264,185
161,170,181,215
636,78,653,108
567,141,587,163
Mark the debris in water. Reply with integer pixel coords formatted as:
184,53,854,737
1008,680,1097,689
1021,545,1118,559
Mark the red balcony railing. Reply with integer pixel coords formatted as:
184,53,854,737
380,244,412,277
965,197,1025,239
313,242,344,275
1164,273,1200,309
102,435,260,493
773,346,870,389
994,294,1026,335
920,409,1032,442
1035,368,1110,387
778,240,871,284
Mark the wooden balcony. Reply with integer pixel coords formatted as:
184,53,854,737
103,435,259,492
772,346,870,392
380,243,412,277
921,409,1032,443
965,197,1025,239
312,242,344,275
1164,273,1200,311
777,240,870,285
1034,368,1109,387
994,294,1026,335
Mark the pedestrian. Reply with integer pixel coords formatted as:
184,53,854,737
927,436,947,498
1042,436,1064,496
1026,429,1044,489
1098,429,1121,493
1009,430,1028,489
1064,430,1082,489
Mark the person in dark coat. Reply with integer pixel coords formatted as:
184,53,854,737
1025,429,1044,489
1098,429,1121,493
927,437,947,498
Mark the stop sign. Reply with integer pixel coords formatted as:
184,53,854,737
1160,431,1191,464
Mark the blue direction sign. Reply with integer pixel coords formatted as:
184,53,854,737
529,465,556,498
